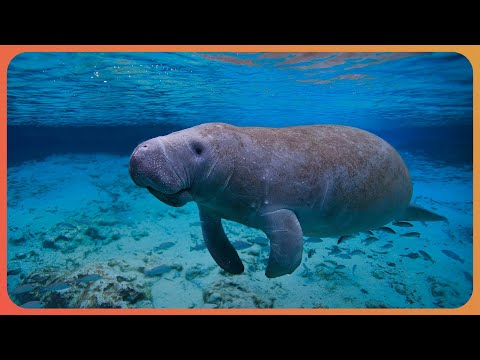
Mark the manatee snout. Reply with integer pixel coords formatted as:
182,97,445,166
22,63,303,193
129,139,165,189
129,138,188,201
129,141,152,187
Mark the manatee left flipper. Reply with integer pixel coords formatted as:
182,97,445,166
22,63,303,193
198,205,244,274
259,209,304,278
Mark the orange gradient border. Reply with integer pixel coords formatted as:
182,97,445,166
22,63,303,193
0,45,478,315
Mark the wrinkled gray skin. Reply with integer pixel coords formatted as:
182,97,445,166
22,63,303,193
129,123,414,278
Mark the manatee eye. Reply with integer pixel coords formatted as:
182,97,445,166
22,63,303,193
192,142,203,156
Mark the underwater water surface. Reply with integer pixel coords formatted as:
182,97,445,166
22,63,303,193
7,52,473,309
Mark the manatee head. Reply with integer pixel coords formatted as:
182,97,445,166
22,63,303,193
129,123,237,207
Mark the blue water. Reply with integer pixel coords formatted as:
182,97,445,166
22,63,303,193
6,52,473,309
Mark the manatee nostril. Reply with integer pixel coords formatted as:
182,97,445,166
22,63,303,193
132,143,149,158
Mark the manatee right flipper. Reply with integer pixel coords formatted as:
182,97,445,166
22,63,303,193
397,203,447,222
198,205,244,274
259,209,304,278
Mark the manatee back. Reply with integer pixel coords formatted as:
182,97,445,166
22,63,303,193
232,124,413,234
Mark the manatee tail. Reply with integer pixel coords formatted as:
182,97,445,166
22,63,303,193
397,204,447,222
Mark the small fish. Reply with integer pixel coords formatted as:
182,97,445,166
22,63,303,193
305,236,323,243
387,262,396,267
325,260,338,266
232,241,252,250
400,232,421,238
11,284,37,295
327,246,342,256
349,249,364,256
418,250,434,263
376,226,396,234
251,237,269,246
21,301,45,309
371,250,389,255
463,271,473,282
361,289,369,294
392,221,413,227
144,265,174,276
190,244,206,251
57,222,78,230
360,230,374,236
441,250,464,264
381,243,393,249
400,252,420,259
337,235,354,244
335,265,346,270
154,242,175,251
307,249,316,258
76,274,103,283
362,236,379,245
352,264,357,276
7,268,21,276
336,254,352,259
41,282,71,292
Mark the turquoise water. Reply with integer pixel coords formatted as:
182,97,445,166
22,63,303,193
7,52,473,308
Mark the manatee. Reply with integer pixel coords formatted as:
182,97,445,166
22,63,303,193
129,123,445,278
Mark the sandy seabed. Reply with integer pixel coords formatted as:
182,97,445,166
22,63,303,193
7,153,473,309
